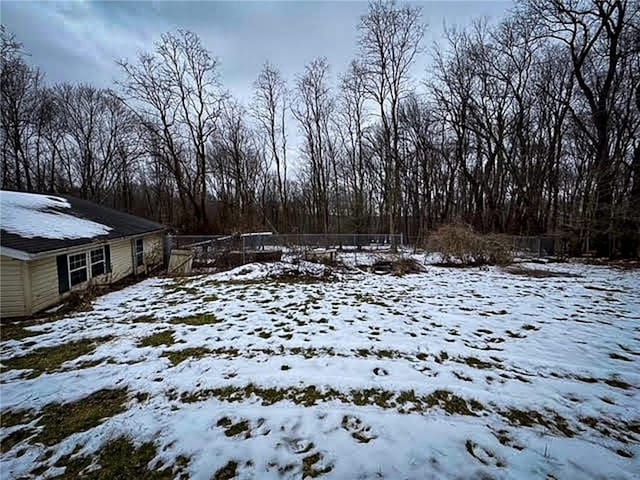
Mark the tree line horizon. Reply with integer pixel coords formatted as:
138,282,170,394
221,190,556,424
1,0,639,257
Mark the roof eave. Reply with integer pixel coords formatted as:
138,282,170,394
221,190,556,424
0,228,166,261
0,246,34,261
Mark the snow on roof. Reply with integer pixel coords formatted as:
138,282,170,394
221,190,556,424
0,190,112,240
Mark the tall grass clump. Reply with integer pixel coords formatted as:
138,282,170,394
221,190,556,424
428,225,512,266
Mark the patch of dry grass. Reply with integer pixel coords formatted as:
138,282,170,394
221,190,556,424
52,435,183,479
36,388,129,446
138,331,175,347
2,337,112,377
169,313,221,326
162,347,213,366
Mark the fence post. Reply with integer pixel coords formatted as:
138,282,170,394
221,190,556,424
164,234,173,268
242,236,246,265
400,232,404,248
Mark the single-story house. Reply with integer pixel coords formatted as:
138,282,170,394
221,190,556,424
0,190,165,318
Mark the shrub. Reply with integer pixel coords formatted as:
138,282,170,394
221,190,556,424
483,234,514,265
391,257,425,276
427,225,512,266
304,250,340,267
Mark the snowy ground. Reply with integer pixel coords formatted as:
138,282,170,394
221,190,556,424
1,259,639,479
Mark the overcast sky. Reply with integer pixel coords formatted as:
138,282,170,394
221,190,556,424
2,0,513,101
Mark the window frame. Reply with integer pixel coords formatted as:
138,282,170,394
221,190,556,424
68,252,88,287
90,246,105,278
67,245,108,289
135,238,144,267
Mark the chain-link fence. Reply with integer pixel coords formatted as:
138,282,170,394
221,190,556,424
166,233,404,269
508,235,566,258
261,233,403,250
165,232,563,270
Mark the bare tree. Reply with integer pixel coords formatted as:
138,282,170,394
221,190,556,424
118,29,224,231
527,0,639,255
0,25,44,191
2,4,638,253
252,62,289,229
52,84,141,201
337,60,370,232
292,58,334,233
358,0,425,241
210,98,266,228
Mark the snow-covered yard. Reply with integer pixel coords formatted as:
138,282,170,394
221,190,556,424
1,260,639,479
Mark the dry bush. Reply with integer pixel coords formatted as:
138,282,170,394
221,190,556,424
483,234,513,265
428,225,513,266
428,225,482,265
213,250,282,270
62,289,96,313
304,251,340,267
391,257,425,276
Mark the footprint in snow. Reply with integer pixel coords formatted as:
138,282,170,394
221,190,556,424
373,367,388,376
465,440,506,467
341,415,377,443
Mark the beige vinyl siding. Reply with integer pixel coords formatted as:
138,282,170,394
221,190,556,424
0,255,27,317
132,232,164,275
108,238,134,282
2,232,163,317
29,256,60,313
28,239,135,315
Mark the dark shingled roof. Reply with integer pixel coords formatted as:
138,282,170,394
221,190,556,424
1,194,165,255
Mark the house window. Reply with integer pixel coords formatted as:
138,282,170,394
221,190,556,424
91,247,105,277
57,245,111,294
135,239,144,267
68,252,88,286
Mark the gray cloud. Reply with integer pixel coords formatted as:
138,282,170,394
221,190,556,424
2,0,512,100
1,0,512,168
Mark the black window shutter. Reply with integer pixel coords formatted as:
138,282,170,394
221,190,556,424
105,245,112,273
57,255,69,293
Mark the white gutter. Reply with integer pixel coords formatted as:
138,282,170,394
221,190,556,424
241,232,273,237
0,246,33,261
0,228,165,262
